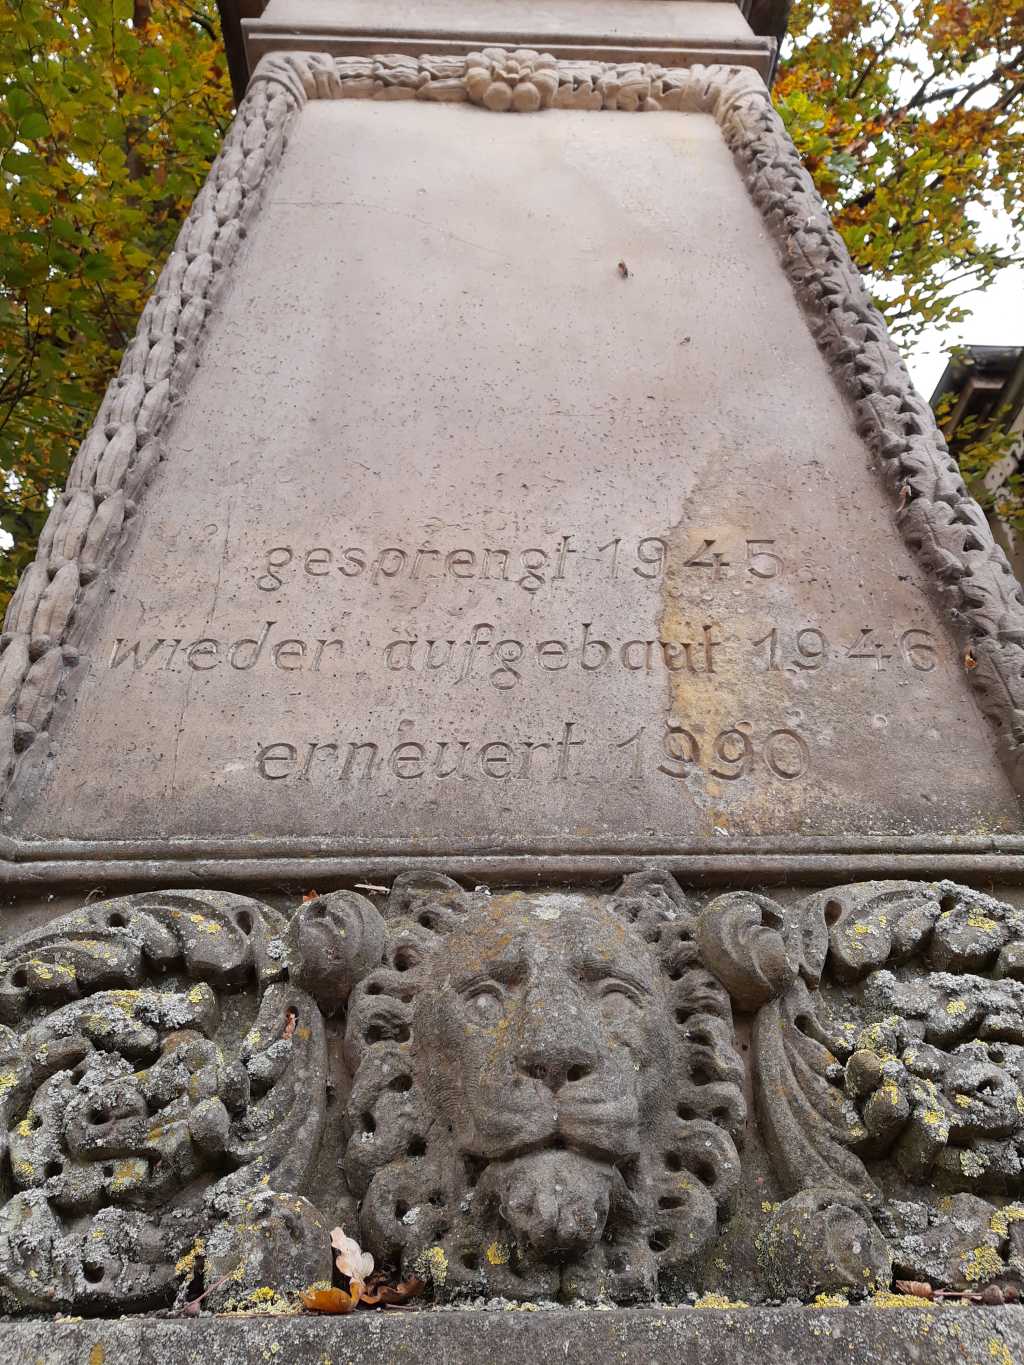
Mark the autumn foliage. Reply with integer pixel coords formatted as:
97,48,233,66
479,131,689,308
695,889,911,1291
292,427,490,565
0,1,231,605
777,0,1024,340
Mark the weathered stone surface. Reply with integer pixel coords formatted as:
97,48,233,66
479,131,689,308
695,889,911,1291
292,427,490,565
5,76,1018,860
4,1306,1023,1365
339,872,743,1301
758,1189,892,1300
2,14,1024,1350
0,873,1023,1314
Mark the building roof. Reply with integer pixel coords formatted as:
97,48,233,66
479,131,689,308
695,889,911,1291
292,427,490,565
930,345,1024,443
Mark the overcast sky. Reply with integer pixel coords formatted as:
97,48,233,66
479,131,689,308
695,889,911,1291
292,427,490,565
905,259,1024,400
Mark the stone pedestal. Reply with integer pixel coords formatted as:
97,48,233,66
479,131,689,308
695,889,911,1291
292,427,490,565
1,0,1023,1352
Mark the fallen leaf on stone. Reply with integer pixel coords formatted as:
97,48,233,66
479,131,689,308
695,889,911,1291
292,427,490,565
302,890,319,902
282,1008,297,1040
359,1276,424,1307
964,648,977,670
300,1285,358,1314
330,1226,374,1290
894,1280,934,1299
617,260,629,278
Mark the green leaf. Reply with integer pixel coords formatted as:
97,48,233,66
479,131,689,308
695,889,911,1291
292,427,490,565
18,111,49,140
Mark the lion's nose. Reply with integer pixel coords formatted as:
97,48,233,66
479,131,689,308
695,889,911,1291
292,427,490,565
521,1056,595,1091
516,1023,599,1092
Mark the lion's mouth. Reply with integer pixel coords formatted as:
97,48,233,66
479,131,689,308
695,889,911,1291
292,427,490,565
479,1098,640,1165
478,1146,641,1260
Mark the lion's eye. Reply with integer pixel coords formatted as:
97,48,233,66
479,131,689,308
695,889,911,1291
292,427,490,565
464,985,504,1023
599,982,641,1014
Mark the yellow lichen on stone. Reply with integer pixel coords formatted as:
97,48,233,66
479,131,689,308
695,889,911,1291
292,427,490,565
485,1240,510,1266
175,1237,205,1278
989,1205,1024,1238
188,914,223,934
419,1245,448,1288
871,1291,934,1308
223,1288,299,1316
693,1293,749,1309
989,1340,1014,1365
109,1159,144,1193
0,1071,19,1096
966,914,999,932
961,1245,1003,1283
811,1293,848,1308
945,1000,967,1016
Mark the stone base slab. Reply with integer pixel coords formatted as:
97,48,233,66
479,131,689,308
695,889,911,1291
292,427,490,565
8,1307,1024,1364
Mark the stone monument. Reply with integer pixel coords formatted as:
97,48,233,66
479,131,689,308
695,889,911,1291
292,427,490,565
1,1,1023,1358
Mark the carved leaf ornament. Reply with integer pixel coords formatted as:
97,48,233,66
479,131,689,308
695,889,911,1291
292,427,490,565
0,872,1021,1311
0,47,1022,1315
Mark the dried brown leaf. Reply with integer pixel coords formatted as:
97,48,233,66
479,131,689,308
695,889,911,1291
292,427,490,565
894,1280,934,1299
282,1008,297,1041
302,890,319,902
359,1276,425,1307
300,1286,358,1314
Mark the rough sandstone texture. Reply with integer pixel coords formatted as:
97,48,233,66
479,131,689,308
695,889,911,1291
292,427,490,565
2,1306,1023,1365
2,26,1024,1356
3,58,1020,860
1,873,1024,1313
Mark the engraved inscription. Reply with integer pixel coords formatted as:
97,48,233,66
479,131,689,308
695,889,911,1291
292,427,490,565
89,496,958,825
107,617,943,685
255,530,789,595
752,625,939,673
257,537,579,594
109,622,345,673
255,720,812,787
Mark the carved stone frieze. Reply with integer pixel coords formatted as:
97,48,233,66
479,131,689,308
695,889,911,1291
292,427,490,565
0,873,1023,1313
335,871,744,1301
0,891,325,1312
2,51,1024,820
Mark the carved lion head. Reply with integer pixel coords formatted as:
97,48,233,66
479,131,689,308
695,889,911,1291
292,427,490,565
293,871,746,1301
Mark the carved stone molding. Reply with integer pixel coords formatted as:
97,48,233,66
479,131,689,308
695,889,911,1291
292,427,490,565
1,873,1023,1313
0,78,299,807
1,51,1022,814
